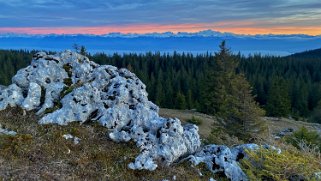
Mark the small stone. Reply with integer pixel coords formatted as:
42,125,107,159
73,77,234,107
63,134,81,145
0,124,17,136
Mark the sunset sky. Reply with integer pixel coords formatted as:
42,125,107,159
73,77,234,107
0,0,321,35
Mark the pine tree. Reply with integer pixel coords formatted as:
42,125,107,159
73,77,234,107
175,92,186,109
155,70,165,106
227,74,266,138
200,41,235,116
80,46,87,56
202,41,266,139
266,77,291,117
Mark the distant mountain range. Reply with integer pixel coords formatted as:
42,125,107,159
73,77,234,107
1,30,321,56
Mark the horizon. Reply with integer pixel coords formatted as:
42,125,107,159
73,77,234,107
0,28,320,37
0,1,321,36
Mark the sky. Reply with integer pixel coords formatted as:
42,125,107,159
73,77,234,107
0,0,321,35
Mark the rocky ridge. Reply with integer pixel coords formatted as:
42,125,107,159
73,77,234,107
0,51,261,180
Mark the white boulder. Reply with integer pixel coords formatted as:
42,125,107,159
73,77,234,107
0,50,201,171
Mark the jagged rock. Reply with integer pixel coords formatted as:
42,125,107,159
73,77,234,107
188,144,281,181
0,50,201,171
0,84,24,110
0,124,17,136
188,144,250,181
21,82,42,111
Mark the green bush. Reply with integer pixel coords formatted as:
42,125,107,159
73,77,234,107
285,126,321,152
186,116,202,125
240,148,321,181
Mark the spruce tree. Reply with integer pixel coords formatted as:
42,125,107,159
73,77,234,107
266,77,291,117
202,41,266,139
80,46,87,56
200,41,235,116
228,74,266,138
175,92,186,109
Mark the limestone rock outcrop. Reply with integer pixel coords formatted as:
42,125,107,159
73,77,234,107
0,50,200,171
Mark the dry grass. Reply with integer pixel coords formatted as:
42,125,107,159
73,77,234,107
0,107,217,181
160,108,321,140
263,117,321,136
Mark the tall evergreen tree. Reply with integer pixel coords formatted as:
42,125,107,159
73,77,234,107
200,41,235,116
175,92,186,109
201,41,266,139
227,74,266,138
266,77,291,117
80,46,87,56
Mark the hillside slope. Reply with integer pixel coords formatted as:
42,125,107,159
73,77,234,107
0,107,215,181
1,108,321,180
288,48,321,59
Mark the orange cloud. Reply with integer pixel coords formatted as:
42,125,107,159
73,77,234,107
0,23,320,35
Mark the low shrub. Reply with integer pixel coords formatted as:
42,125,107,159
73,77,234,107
285,126,321,152
240,147,321,180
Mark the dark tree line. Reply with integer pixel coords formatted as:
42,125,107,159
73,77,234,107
0,50,34,85
239,53,321,122
0,48,321,123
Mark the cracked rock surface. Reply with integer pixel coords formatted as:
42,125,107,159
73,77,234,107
0,50,201,171
188,144,251,181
